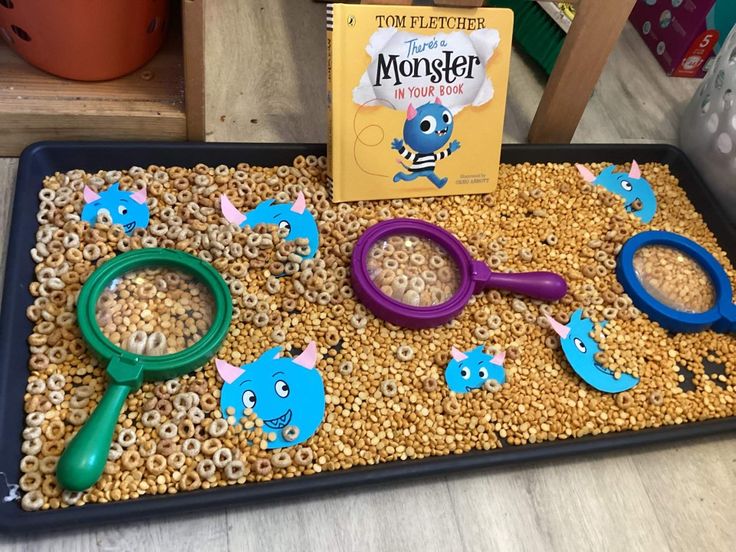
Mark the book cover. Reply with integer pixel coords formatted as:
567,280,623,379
327,3,514,202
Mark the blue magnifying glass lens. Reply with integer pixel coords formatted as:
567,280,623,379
632,244,717,314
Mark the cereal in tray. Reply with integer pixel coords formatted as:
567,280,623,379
19,157,735,510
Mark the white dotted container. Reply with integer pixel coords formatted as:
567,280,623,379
679,25,736,223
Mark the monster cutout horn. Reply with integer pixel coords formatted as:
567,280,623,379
290,191,306,214
575,164,596,183
293,341,318,369
434,97,442,104
407,103,417,121
215,359,245,384
220,194,247,226
450,346,468,361
130,187,147,205
629,160,641,179
490,350,506,366
544,313,570,339
83,186,101,203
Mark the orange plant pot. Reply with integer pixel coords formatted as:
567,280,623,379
0,0,170,81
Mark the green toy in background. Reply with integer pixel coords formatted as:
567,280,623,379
486,0,566,75
56,249,232,491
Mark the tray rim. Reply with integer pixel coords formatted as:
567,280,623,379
1,140,734,535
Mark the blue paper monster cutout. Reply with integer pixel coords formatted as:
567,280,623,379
545,309,639,393
391,98,461,189
576,161,656,223
215,342,325,449
220,191,319,259
82,183,149,235
445,345,506,394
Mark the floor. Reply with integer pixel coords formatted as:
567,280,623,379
0,11,735,552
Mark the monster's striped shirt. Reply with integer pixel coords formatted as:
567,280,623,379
397,145,453,172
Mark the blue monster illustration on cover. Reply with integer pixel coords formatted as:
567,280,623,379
82,183,149,235
215,342,325,449
545,309,639,393
576,161,657,224
445,345,506,394
391,98,461,189
220,191,319,259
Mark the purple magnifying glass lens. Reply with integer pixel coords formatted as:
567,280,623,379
365,233,462,308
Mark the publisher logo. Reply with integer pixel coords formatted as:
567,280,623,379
348,15,356,27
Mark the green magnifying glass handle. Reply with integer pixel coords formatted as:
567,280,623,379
56,382,133,491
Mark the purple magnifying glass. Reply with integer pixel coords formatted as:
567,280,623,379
351,219,568,329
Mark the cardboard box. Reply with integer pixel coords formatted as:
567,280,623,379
629,0,736,78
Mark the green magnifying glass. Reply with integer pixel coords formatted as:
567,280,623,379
56,248,232,491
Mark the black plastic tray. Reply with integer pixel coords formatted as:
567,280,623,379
1,141,734,535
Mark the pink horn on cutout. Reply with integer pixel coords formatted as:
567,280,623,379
293,341,318,369
130,187,147,205
575,164,596,183
290,191,306,214
490,351,506,366
83,186,101,203
220,194,247,226
544,313,571,340
434,97,442,105
450,346,468,362
407,103,417,121
215,359,245,384
629,160,641,179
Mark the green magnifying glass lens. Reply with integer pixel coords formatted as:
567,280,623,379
57,248,232,492
632,244,716,314
95,267,216,356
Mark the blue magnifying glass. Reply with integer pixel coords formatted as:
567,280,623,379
617,231,736,333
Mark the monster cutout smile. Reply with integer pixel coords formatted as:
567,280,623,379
216,341,325,449
220,191,319,259
576,161,657,224
263,409,292,430
81,183,149,235
444,345,506,394
545,309,639,393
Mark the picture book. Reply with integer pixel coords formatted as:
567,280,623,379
327,3,514,202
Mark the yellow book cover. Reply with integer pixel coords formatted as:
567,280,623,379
327,3,514,203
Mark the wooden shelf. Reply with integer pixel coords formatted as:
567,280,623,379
0,24,186,156
0,0,638,154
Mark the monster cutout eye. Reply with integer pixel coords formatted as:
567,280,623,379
118,205,128,215
242,390,256,409
573,337,587,353
419,116,436,134
620,180,633,192
275,380,290,398
479,367,488,379
460,366,470,379
442,112,452,124
278,220,291,232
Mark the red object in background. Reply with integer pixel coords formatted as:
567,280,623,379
0,0,169,81
673,29,720,77
629,0,717,78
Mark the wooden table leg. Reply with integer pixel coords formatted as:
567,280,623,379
183,0,206,140
528,0,637,144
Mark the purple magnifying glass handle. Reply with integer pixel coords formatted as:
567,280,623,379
352,219,570,329
472,261,568,301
